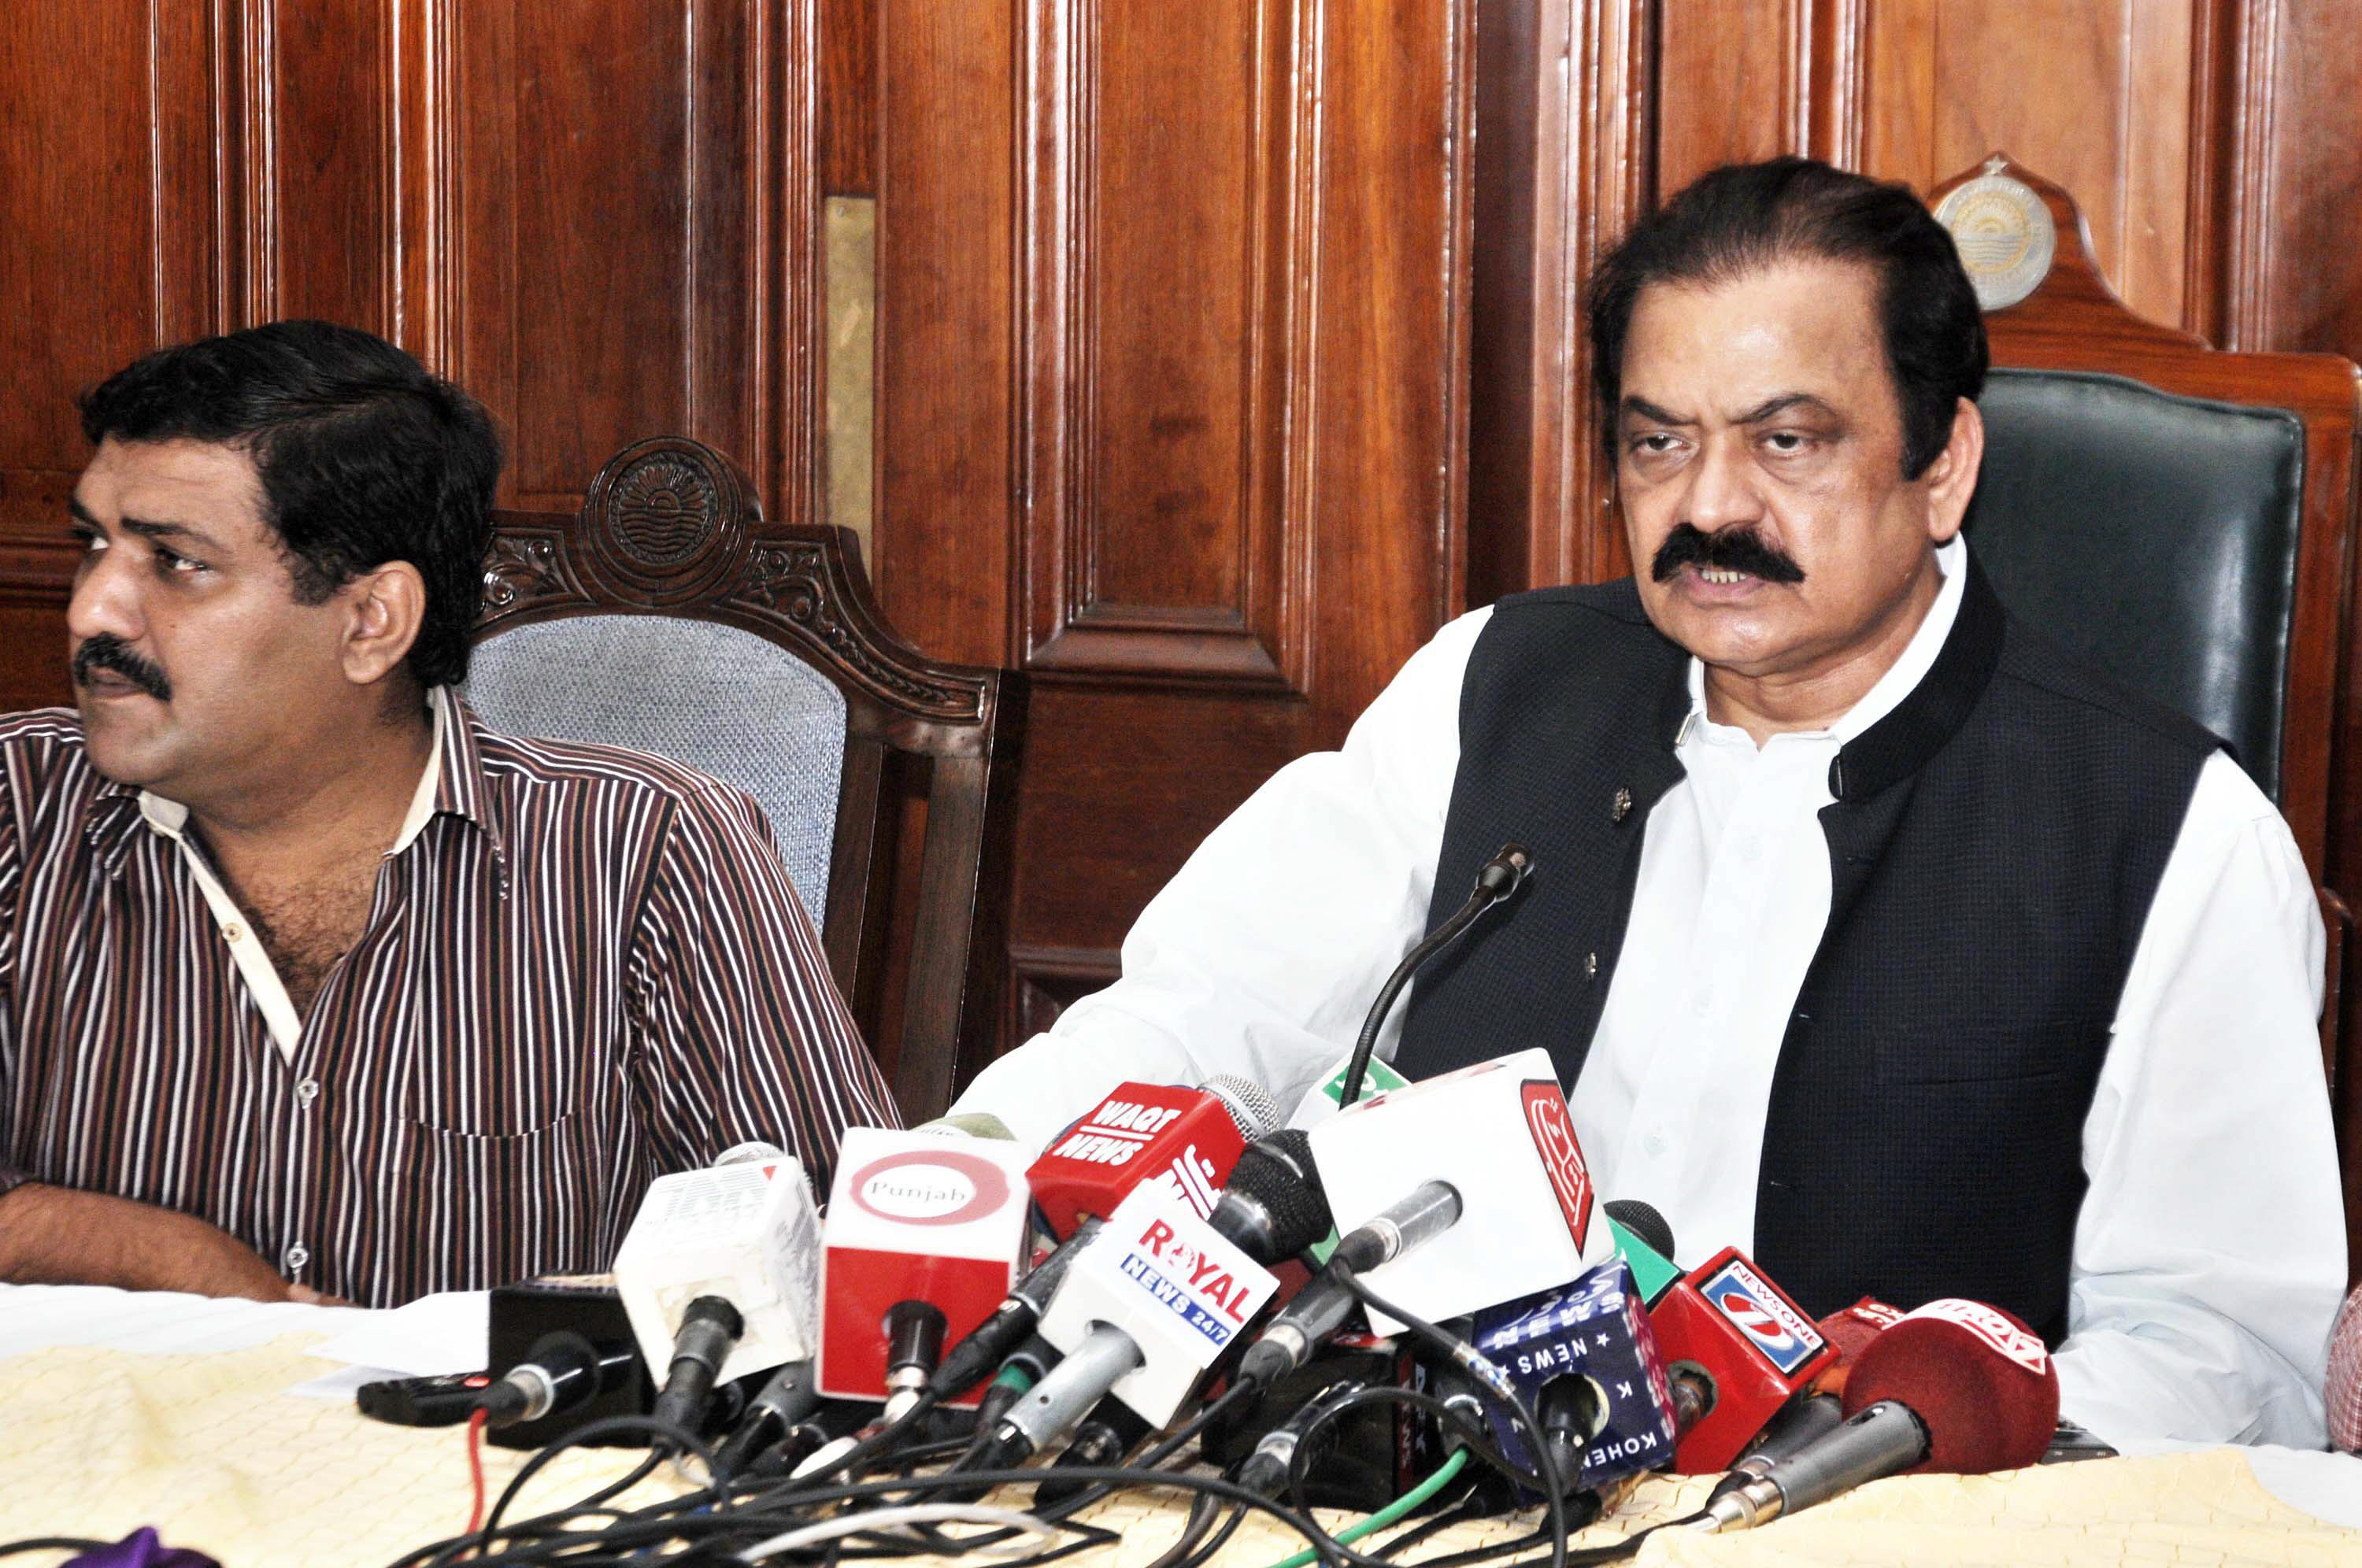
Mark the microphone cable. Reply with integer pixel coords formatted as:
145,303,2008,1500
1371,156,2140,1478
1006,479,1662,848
1335,844,1532,1108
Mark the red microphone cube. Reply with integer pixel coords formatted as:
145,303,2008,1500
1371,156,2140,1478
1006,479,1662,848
817,1130,1034,1407
1648,1245,1838,1473
1025,1082,1249,1240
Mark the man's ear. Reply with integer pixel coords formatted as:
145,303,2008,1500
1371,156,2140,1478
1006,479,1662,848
339,561,428,687
1922,397,1985,545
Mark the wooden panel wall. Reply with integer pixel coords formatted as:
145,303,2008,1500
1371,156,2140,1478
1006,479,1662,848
0,0,822,711
1481,0,2362,586
866,0,1475,1040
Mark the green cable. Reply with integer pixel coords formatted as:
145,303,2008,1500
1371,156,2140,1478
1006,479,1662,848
1254,1448,1472,1568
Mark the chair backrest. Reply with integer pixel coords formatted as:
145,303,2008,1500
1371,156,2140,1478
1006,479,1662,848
469,436,1025,1122
1929,154,2362,1285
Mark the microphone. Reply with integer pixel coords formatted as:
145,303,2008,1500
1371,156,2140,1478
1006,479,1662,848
2328,1283,2360,1454
1334,845,1533,1109
1306,1046,1616,1333
612,1151,824,1392
475,1330,640,1432
1645,1244,1838,1474
816,1127,1035,1409
1016,1185,1283,1446
1603,1198,1681,1306
1469,1258,1680,1493
713,1359,819,1477
1026,1076,1280,1242
651,1296,746,1431
1202,1129,1332,1264
1695,1298,2058,1533
1810,1296,1905,1398
1236,1181,1461,1388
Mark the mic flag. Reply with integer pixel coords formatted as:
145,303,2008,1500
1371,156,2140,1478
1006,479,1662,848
1605,1213,1681,1307
817,1128,1034,1406
1027,1082,1256,1240
2331,1285,2361,1454
1647,1244,1838,1473
1813,1296,1905,1396
1472,1258,1680,1491
1307,1048,1615,1332
612,1154,823,1389
1036,1184,1282,1426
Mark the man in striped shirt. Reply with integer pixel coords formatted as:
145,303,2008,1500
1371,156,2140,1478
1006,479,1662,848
0,321,898,1307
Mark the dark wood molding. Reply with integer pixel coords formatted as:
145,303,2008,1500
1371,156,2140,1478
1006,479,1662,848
1015,0,1319,692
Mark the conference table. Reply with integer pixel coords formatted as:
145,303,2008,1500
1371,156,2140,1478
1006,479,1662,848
2,1282,2357,1567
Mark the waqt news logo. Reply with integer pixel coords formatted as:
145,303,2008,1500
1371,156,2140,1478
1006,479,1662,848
1701,1258,1823,1375
1113,1216,1260,1348
1046,1100,1184,1169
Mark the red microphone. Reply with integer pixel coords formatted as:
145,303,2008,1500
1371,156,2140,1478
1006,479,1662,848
2328,1283,2360,1454
1024,1078,1275,1241
1695,1297,2059,1533
1812,1296,1905,1397
1646,1244,1839,1472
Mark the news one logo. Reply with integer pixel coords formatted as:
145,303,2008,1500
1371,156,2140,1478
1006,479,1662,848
1114,1215,1259,1348
1701,1259,1822,1375
1046,1100,1186,1167
846,1150,1010,1227
1519,1082,1594,1250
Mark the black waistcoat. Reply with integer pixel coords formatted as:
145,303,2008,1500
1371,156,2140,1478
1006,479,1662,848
1393,563,2214,1344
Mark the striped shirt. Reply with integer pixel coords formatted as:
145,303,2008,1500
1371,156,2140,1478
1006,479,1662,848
0,690,898,1305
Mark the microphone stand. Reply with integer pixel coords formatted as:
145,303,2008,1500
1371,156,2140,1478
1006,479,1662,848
1335,843,1533,1108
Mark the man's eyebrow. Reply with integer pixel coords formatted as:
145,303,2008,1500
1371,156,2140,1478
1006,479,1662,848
65,497,100,528
120,516,228,552
1731,392,1838,424
1619,395,1692,427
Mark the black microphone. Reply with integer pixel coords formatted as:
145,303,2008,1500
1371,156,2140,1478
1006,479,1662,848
1205,1130,1333,1263
1336,844,1533,1107
650,1295,746,1432
475,1331,640,1431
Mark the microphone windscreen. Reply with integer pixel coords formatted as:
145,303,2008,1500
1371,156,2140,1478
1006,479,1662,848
1203,1075,1283,1139
1840,1299,2058,1475
1226,1129,1333,1256
1603,1198,1675,1264
2330,1285,2361,1454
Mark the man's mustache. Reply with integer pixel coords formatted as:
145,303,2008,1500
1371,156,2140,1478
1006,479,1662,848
72,634,172,701
1650,523,1807,586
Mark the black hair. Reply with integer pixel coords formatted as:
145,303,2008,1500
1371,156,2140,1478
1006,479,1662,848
1586,157,1987,479
78,319,502,689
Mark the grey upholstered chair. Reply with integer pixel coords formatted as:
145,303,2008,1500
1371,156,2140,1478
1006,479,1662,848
466,437,1025,1121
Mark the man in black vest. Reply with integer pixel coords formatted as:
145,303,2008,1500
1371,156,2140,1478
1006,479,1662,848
953,159,2345,1446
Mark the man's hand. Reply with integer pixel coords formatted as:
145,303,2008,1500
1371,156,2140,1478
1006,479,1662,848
0,1182,297,1301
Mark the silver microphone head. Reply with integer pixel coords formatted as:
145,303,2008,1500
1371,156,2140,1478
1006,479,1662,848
1202,1074,1282,1138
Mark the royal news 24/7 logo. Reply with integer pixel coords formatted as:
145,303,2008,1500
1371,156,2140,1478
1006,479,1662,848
1700,1258,1824,1376
1112,1215,1260,1349
1520,1082,1594,1251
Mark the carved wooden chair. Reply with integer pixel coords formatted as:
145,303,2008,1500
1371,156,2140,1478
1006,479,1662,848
466,436,1024,1122
1927,154,2362,1283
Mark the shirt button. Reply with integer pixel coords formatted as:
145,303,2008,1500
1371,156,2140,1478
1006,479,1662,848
1644,1130,1669,1157
223,923,245,943
1738,836,1763,863
296,1079,320,1107
284,1244,310,1271
1690,988,1714,1017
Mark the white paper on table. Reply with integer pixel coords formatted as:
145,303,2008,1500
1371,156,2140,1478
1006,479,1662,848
305,1290,490,1378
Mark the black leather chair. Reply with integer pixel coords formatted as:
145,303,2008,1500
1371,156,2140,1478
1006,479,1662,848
1965,368,2302,801
1931,155,2362,1286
